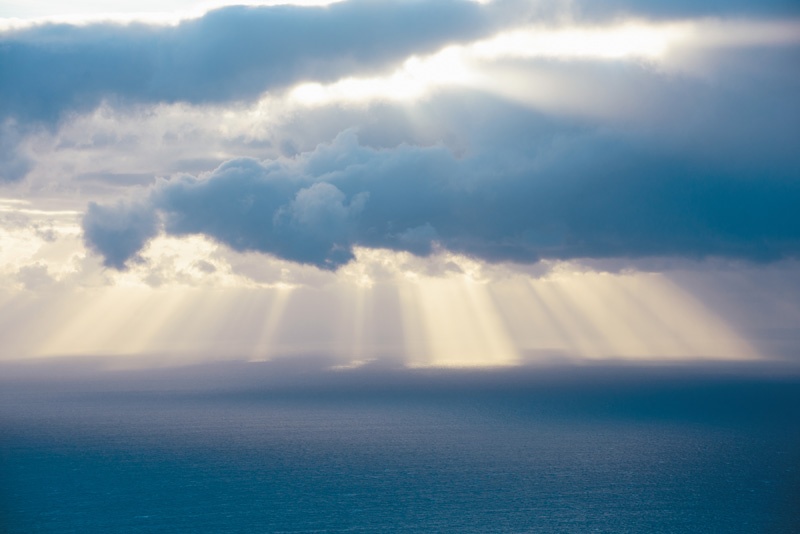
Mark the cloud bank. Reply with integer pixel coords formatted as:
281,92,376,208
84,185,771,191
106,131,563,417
3,0,797,271
5,0,798,126
83,200,160,268
0,0,505,124
83,129,800,270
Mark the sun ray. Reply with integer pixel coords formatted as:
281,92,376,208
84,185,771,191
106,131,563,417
562,273,654,358
398,279,430,366
36,288,134,356
350,285,369,363
250,285,293,361
609,274,698,358
531,278,605,359
403,274,517,368
488,278,570,357
639,275,758,360
460,277,520,366
111,288,193,356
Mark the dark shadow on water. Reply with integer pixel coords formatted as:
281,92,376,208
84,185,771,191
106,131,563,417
2,356,799,533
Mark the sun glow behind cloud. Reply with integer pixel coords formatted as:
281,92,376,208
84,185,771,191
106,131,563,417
289,19,800,108
470,23,680,61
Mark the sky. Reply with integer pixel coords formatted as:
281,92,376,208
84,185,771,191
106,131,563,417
1,0,799,371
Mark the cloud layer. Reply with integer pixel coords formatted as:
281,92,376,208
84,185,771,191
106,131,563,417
5,0,798,126
3,0,798,271
0,0,502,124
83,127,800,270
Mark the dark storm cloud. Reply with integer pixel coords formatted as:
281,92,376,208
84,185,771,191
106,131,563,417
81,122,800,270
0,0,505,124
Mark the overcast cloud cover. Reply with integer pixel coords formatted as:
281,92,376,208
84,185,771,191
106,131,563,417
1,0,799,364
83,126,800,270
0,0,511,125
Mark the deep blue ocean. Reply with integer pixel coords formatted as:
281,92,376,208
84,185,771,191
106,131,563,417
2,362,799,533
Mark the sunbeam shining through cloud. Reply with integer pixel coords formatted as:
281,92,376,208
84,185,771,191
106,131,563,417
2,0,800,531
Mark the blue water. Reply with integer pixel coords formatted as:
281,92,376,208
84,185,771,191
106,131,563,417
2,365,799,532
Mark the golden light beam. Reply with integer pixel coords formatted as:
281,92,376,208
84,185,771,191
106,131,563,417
114,289,192,356
14,241,761,368
638,275,757,360
460,277,520,366
250,285,293,361
398,280,430,366
403,274,518,368
487,278,570,354
349,285,369,362
36,288,136,356
604,274,696,358
561,273,654,358
531,278,604,359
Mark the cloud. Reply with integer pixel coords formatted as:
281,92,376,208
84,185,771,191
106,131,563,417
6,2,798,190
7,0,795,271
0,0,505,124
82,199,160,268
16,263,55,291
570,0,800,20
3,0,798,129
0,122,32,182
82,127,800,270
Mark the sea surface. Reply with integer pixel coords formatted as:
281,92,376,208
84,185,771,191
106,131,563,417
1,362,799,533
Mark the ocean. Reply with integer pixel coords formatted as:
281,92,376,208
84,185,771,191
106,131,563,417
1,362,799,532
